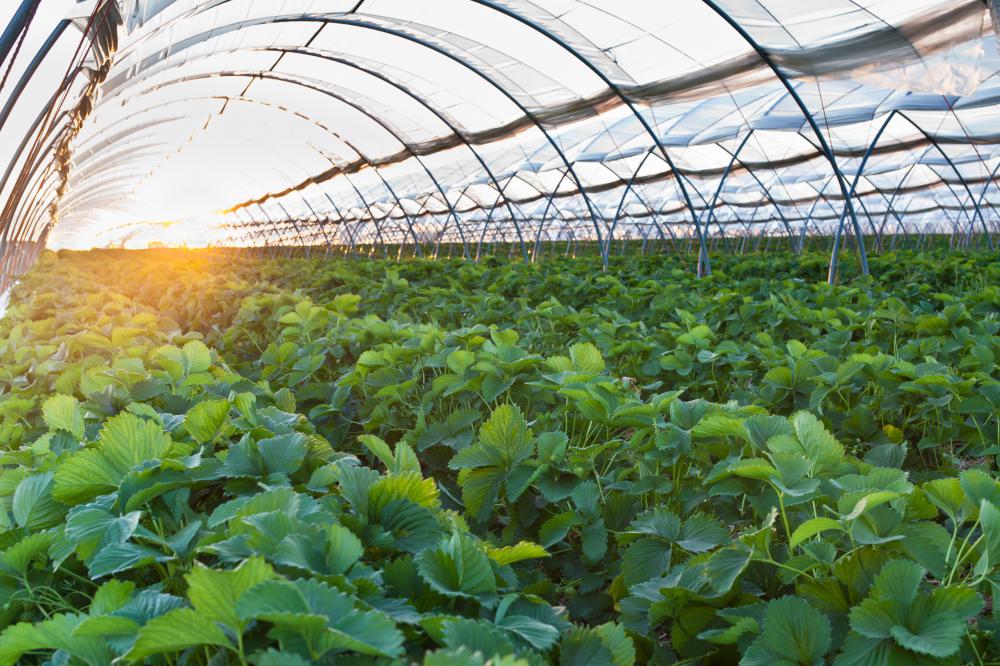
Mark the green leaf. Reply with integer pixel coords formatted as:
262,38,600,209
594,622,636,666
497,613,560,650
90,579,135,614
627,508,680,540
742,596,831,666
416,532,497,601
457,466,503,523
626,509,725,552
622,538,671,588
898,521,950,579
559,622,635,666
487,541,549,567
182,340,213,373
42,394,85,439
379,498,442,553
560,627,616,665
706,543,752,594
359,434,396,470
700,616,759,645
237,578,404,658
127,608,232,660
960,468,1000,507
186,398,230,444
790,517,843,548
539,511,580,547
251,648,313,666
424,647,527,665
323,524,364,574
369,472,440,515
12,472,64,530
258,432,308,476
977,500,1000,574
844,558,972,661
0,614,112,666
789,411,844,475
677,514,730,552
582,519,608,562
75,588,183,640
691,414,750,442
2,531,55,575
869,559,924,605
744,415,793,449
53,412,173,505
888,618,964,658
447,349,476,374
569,342,605,373
832,633,895,666
923,477,969,523
186,556,275,633
87,542,171,578
63,500,140,565
441,617,516,658
729,458,779,482
478,404,533,467
929,584,982,619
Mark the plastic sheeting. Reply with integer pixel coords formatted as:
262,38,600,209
2,0,1000,279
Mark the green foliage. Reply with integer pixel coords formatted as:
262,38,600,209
0,248,996,663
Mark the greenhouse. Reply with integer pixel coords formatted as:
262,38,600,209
0,0,999,284
0,1,997,665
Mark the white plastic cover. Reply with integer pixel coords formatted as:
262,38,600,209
4,0,1000,254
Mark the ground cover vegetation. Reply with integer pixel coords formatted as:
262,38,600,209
0,247,996,665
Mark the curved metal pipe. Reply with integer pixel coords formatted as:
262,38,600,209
470,0,710,274
699,0,869,282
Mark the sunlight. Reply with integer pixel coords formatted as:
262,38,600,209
48,211,234,250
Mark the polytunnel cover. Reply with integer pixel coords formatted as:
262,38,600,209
1,0,999,282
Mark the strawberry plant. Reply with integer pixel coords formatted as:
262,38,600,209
0,248,995,663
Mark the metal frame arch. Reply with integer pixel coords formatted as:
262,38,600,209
0,18,71,133
109,40,531,262
602,150,732,258
836,109,994,253
877,163,919,245
295,16,612,266
606,146,659,254
704,134,797,243
66,72,451,257
58,93,410,256
603,153,689,258
277,199,329,254
257,45,530,262
973,159,1000,242
93,13,613,268
921,169,980,245
530,168,588,260
3,170,56,273
131,72,470,256
698,0,869,282
611,183,685,259
469,0,712,276
0,102,72,261
300,190,348,256
0,0,121,278
66,79,438,256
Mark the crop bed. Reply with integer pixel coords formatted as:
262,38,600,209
0,249,996,665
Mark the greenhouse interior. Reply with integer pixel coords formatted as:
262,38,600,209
0,1,997,664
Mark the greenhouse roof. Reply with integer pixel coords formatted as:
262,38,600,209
1,0,999,277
